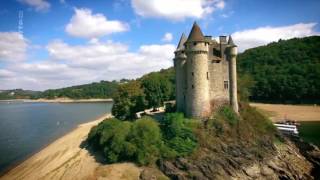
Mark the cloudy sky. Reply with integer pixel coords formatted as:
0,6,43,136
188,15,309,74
0,0,319,90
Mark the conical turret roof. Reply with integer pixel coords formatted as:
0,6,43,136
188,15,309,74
176,33,187,51
228,35,237,47
187,22,205,42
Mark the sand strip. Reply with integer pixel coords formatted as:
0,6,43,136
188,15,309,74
1,113,113,180
250,103,320,122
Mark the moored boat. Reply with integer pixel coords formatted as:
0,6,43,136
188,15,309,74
274,120,299,135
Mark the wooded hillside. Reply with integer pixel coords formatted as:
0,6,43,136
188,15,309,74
238,36,320,104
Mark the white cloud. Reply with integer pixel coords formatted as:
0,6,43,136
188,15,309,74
131,0,225,20
0,38,175,90
18,0,50,11
65,8,129,39
0,32,28,62
0,69,15,78
47,40,175,72
162,32,173,42
232,23,320,52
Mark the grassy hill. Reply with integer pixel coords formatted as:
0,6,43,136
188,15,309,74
238,36,320,104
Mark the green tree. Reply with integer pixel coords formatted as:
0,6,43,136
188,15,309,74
88,117,165,166
111,81,146,120
238,36,320,104
141,73,173,109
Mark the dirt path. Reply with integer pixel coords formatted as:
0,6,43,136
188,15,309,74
250,103,320,122
0,113,141,180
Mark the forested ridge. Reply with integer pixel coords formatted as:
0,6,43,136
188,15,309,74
238,36,320,104
36,80,120,99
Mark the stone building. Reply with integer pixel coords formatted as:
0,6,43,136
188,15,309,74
173,22,239,118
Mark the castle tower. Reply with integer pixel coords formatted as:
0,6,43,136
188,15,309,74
227,35,239,113
185,22,211,117
174,34,187,112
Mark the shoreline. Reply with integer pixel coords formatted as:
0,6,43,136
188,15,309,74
0,98,113,103
250,103,320,122
1,113,112,180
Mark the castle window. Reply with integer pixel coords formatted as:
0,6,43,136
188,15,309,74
207,72,209,80
193,42,197,46
192,72,194,76
213,49,220,57
212,60,221,63
192,85,194,89
224,81,229,90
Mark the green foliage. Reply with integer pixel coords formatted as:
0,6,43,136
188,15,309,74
217,106,239,126
240,103,276,135
35,81,119,99
141,71,174,109
238,36,320,104
88,113,198,166
112,68,175,120
88,117,163,165
161,113,198,156
0,89,40,100
111,81,146,120
237,74,255,102
129,117,163,165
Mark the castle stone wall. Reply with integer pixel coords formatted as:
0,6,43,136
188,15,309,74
208,58,229,108
185,42,211,117
174,54,187,113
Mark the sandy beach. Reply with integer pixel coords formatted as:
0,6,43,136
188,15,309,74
250,103,320,122
0,113,142,180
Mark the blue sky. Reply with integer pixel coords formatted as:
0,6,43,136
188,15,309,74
0,0,319,90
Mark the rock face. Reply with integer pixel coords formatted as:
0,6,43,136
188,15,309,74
159,139,317,179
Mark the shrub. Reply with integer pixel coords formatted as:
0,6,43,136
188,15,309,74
128,118,163,165
111,81,146,120
88,113,199,166
88,118,133,163
88,117,163,165
240,103,276,134
161,113,198,157
218,106,239,126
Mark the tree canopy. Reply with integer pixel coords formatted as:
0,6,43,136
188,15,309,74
238,36,320,104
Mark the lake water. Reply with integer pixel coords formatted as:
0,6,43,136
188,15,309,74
0,102,112,174
298,121,320,147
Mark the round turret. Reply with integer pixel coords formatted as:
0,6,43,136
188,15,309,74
229,45,238,56
185,22,211,118
227,35,239,113
174,34,187,113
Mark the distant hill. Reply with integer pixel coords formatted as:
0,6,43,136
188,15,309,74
0,89,41,100
35,80,121,99
238,36,320,104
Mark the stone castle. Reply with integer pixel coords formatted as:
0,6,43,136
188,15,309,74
173,22,239,118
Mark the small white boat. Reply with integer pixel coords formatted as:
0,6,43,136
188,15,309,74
274,121,299,135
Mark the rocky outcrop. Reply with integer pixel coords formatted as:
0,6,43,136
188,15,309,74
159,139,317,179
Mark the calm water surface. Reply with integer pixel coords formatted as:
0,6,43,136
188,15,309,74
0,102,112,173
298,121,320,147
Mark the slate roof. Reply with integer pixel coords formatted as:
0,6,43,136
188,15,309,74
176,33,187,51
187,22,205,42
